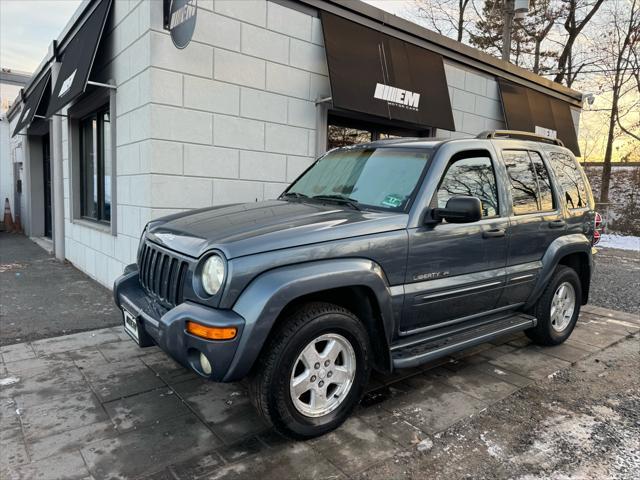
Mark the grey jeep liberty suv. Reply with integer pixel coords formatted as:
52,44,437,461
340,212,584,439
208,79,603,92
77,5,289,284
114,130,601,439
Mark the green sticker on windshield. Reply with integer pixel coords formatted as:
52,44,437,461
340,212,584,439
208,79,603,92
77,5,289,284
381,194,403,208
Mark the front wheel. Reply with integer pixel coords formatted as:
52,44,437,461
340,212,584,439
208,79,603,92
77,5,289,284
248,302,372,439
526,265,582,346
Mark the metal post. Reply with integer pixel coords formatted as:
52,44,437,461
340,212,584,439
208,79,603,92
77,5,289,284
502,0,514,62
50,60,65,262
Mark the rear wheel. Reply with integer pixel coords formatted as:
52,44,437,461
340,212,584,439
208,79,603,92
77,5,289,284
248,302,371,439
526,265,582,346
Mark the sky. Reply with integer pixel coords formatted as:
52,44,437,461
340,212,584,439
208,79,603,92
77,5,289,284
0,0,634,161
0,0,81,106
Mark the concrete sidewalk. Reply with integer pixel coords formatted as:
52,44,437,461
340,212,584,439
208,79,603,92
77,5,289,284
0,233,121,346
1,305,638,480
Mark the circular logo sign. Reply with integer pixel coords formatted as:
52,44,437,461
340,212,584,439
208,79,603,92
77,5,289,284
168,0,197,49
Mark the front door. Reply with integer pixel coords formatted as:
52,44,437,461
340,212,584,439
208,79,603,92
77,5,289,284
42,134,52,238
401,151,509,334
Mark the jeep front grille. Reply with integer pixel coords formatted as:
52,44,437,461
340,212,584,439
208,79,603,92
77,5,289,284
138,241,189,308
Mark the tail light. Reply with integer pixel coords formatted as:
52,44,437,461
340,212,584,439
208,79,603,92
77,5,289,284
593,212,603,245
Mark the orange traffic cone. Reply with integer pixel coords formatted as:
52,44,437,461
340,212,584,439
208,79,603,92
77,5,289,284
3,198,15,233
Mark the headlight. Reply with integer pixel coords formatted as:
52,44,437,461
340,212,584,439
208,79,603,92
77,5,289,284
201,255,225,295
137,224,149,264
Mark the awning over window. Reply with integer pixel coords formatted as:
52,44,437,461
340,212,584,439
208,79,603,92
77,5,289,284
498,79,580,156
46,0,112,118
320,12,455,131
12,71,51,137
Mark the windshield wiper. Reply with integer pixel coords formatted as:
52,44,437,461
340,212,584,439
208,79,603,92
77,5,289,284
311,195,361,211
280,191,309,200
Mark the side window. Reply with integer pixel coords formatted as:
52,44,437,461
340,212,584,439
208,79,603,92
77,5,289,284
504,151,539,215
549,151,587,209
504,150,556,215
435,155,499,217
529,152,555,212
79,107,111,223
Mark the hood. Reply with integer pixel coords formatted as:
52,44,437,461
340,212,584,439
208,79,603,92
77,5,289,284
146,200,407,259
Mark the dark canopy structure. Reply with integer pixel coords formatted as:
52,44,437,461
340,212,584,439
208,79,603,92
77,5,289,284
499,79,580,156
46,0,112,117
12,71,51,137
321,12,455,131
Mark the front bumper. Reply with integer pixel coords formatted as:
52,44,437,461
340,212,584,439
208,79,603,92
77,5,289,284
113,268,245,382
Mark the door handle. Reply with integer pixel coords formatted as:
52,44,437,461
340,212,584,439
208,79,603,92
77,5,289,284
483,228,505,238
548,220,566,229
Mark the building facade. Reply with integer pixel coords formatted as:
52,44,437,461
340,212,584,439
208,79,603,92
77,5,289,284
8,0,584,289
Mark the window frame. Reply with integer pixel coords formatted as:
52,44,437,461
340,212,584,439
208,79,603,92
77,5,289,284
67,85,117,235
503,149,558,216
79,107,111,224
432,151,501,219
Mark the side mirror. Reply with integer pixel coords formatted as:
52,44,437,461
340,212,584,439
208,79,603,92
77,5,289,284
431,196,482,224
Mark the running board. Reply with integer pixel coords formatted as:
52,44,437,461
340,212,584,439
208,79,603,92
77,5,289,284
391,313,536,369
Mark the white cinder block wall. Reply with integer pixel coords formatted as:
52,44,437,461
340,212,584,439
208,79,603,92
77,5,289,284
62,0,330,289
60,0,510,289
63,0,154,288
439,60,506,138
145,0,327,217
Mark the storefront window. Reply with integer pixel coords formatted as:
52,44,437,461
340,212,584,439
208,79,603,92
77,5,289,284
80,107,111,223
327,114,429,150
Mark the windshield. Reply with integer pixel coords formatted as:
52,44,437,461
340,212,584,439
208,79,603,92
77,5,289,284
284,148,431,212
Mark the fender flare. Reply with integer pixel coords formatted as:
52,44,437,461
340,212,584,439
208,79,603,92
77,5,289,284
223,258,396,381
525,233,593,309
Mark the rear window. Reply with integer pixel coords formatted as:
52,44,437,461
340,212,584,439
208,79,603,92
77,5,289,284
548,152,588,209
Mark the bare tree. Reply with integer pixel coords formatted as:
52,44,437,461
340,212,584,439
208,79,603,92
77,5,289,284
412,0,472,42
554,0,605,85
518,0,564,74
597,0,640,202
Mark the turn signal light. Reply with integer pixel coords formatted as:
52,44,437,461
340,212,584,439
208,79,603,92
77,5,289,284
186,322,237,340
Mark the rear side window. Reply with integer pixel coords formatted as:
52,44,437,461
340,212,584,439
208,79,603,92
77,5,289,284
504,150,556,215
435,155,499,217
529,152,555,211
548,152,588,209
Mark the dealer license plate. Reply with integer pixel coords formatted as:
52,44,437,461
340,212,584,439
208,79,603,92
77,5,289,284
123,309,140,344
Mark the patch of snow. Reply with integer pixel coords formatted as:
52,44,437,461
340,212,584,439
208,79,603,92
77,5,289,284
417,438,433,452
598,234,640,251
0,377,20,386
480,432,503,458
493,368,507,376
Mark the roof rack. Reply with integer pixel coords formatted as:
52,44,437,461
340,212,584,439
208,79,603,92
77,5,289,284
477,130,565,147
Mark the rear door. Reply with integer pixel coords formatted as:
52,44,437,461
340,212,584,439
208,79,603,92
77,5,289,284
401,147,509,334
498,145,566,307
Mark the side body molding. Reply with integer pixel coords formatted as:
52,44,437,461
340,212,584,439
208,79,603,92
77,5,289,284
525,233,592,309
224,258,396,381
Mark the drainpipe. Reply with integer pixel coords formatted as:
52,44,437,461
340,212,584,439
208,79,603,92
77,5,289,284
50,45,65,262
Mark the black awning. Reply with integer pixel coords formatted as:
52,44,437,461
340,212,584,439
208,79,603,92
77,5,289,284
46,0,112,117
321,12,455,131
12,71,51,137
498,79,580,156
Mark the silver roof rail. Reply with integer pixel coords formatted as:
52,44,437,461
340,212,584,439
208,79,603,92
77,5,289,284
477,130,565,147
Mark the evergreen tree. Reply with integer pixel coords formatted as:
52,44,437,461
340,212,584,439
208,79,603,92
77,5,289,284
469,0,533,66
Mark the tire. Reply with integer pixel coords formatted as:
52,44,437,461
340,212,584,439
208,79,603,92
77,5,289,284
525,265,582,346
248,302,372,439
